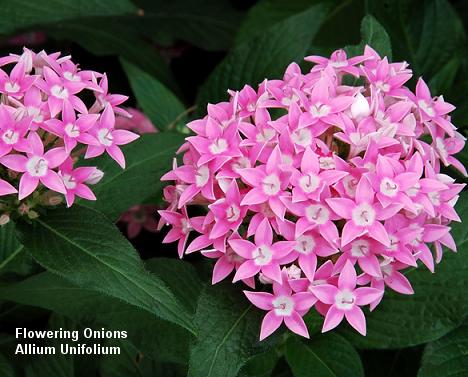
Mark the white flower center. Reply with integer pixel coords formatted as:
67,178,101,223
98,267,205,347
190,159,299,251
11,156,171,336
310,103,330,117
27,106,43,122
295,234,316,254
26,156,48,177
291,128,312,147
380,177,399,197
375,81,390,92
253,245,273,266
64,123,80,138
335,290,356,310
232,156,251,172
387,235,399,252
180,218,191,234
62,174,77,189
418,100,435,117
319,157,335,169
352,203,376,226
299,173,321,193
226,204,241,222
273,295,294,316
51,85,69,99
262,174,281,196
63,71,80,81
305,204,329,225
435,137,448,158
343,175,358,197
97,128,113,146
351,239,369,257
331,60,348,68
406,183,420,197
209,138,228,154
195,165,210,187
255,129,275,143
5,82,20,93
2,129,19,145
428,191,441,206
281,94,299,106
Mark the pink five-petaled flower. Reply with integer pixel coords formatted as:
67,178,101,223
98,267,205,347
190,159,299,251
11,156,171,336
85,104,139,168
244,272,316,340
208,180,246,238
0,132,67,199
44,101,99,153
229,218,295,283
414,78,456,136
311,261,383,335
58,159,96,207
326,176,402,247
239,146,291,220
0,105,31,157
291,147,348,202
159,209,192,258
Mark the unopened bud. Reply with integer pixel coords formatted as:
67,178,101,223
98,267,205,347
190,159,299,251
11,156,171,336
49,195,63,206
28,210,39,219
85,168,104,185
0,214,10,226
286,265,302,280
351,92,370,120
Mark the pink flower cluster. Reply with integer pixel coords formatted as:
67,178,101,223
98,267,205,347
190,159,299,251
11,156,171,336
159,46,466,340
0,49,139,213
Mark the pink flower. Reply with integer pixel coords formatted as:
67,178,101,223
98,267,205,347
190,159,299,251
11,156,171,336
229,219,295,283
44,101,99,152
244,272,316,340
58,159,96,207
1,132,67,199
239,146,291,220
85,104,139,168
119,205,159,239
312,261,382,335
115,108,156,134
326,176,401,246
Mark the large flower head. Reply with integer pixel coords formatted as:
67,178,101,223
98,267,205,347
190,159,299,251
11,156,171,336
159,45,466,340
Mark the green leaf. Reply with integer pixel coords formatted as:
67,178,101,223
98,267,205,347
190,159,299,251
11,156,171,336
24,315,77,377
187,283,269,377
238,351,279,377
367,0,466,78
80,132,185,221
131,0,243,51
0,271,192,364
345,15,392,60
0,0,136,35
341,192,468,348
418,322,468,377
235,0,323,45
145,258,202,314
100,339,187,377
121,59,186,131
0,222,26,277
46,20,177,92
285,334,364,377
196,2,329,110
15,205,195,334
0,353,15,377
